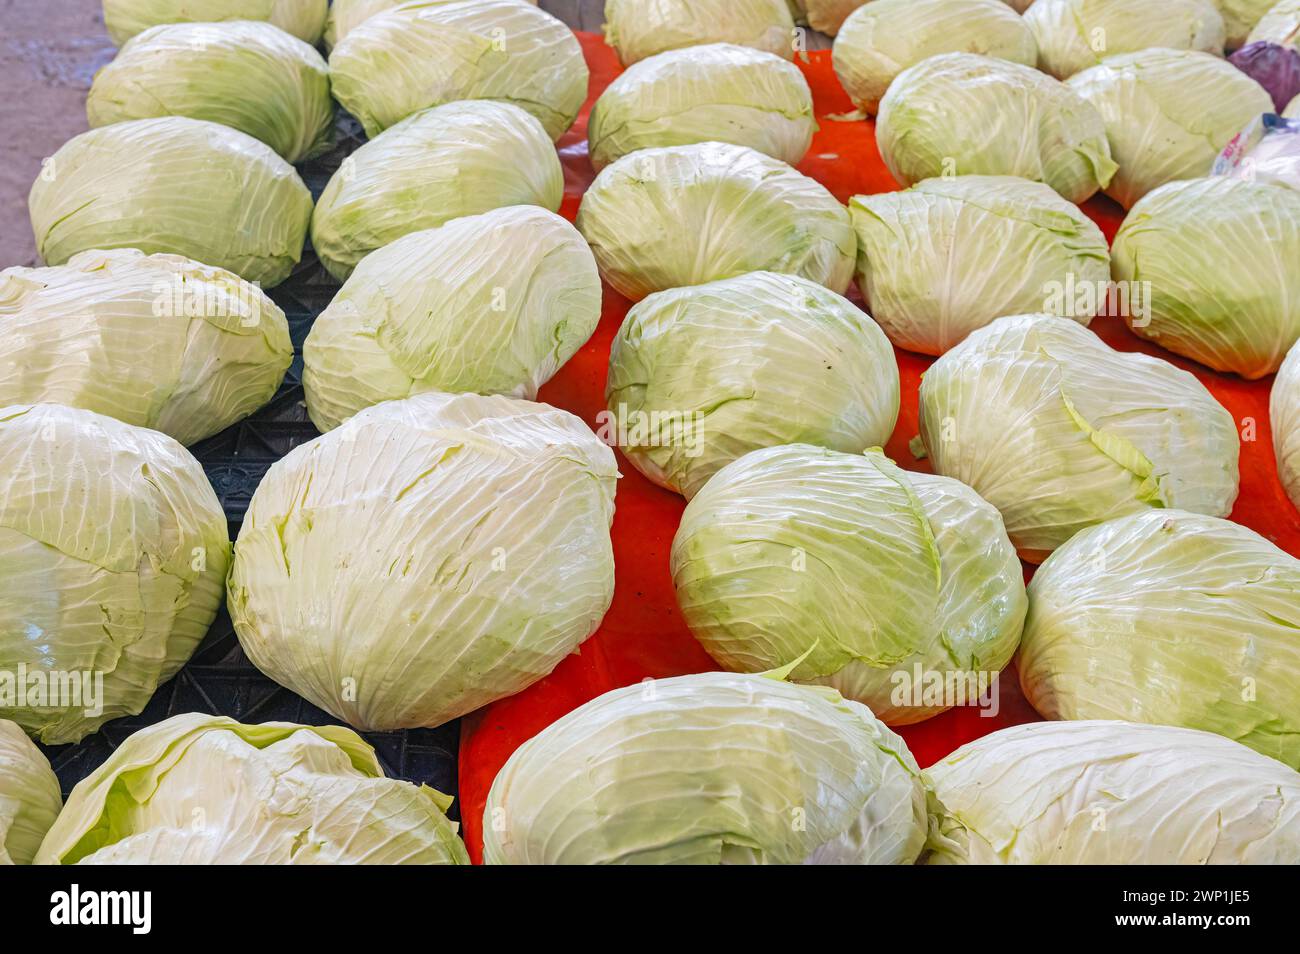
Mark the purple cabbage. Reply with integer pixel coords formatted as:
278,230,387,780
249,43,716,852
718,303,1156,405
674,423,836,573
1230,41,1300,113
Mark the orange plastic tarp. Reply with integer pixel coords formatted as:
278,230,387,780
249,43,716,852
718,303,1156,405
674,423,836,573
457,32,1300,863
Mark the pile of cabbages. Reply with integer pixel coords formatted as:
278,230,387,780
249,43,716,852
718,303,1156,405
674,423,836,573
3,0,1300,866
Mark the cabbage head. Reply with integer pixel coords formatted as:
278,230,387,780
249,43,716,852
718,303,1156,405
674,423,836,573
0,404,230,744
1271,340,1300,510
786,0,866,36
0,249,292,445
1250,0,1300,48
0,720,61,865
29,117,312,288
604,0,796,66
916,315,1239,562
1111,176,1300,378
103,0,328,45
87,21,333,164
310,101,562,282
1018,509,1300,768
304,206,600,432
876,54,1117,204
577,142,855,300
849,176,1110,355
925,721,1300,864
229,392,617,731
671,445,1027,725
1222,0,1280,48
483,671,928,864
606,272,899,498
588,43,815,171
832,0,1038,114
329,1,587,140
1025,0,1226,78
1068,49,1271,208
34,713,469,864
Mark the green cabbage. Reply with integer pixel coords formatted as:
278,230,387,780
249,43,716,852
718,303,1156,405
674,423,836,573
1250,0,1300,47
604,0,796,66
876,53,1117,204
849,176,1110,355
1025,0,1226,79
1068,49,1271,208
1272,340,1300,510
1221,0,1278,48
916,315,1239,562
0,720,61,865
87,21,334,164
29,117,312,288
1111,176,1300,378
310,100,562,282
671,445,1026,725
0,404,230,744
0,249,292,445
832,0,1038,114
34,713,468,864
228,392,617,731
588,42,815,171
577,141,855,301
605,271,899,498
103,0,328,46
483,671,928,864
304,206,600,432
925,721,1300,864
1018,509,1300,768
329,0,587,140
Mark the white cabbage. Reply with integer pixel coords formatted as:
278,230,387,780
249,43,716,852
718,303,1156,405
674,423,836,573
483,671,929,864
1068,49,1271,208
671,445,1027,725
29,117,313,288
0,249,292,446
0,720,61,865
329,0,588,140
1272,339,1300,510
916,315,1239,562
832,0,1038,114
606,271,899,498
0,404,230,744
925,720,1300,864
876,53,1117,204
849,176,1110,355
1110,176,1300,378
1018,509,1300,768
604,0,796,65
1221,0,1279,47
228,392,618,731
1025,0,1226,78
587,43,815,171
309,100,562,282
303,206,600,432
102,0,328,45
34,713,468,864
87,21,334,164
1250,0,1300,47
577,141,855,301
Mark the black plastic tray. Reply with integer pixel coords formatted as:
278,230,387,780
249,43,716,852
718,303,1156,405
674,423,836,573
37,113,462,818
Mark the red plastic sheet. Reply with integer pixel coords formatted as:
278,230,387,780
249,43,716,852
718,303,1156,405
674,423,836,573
457,32,1300,862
